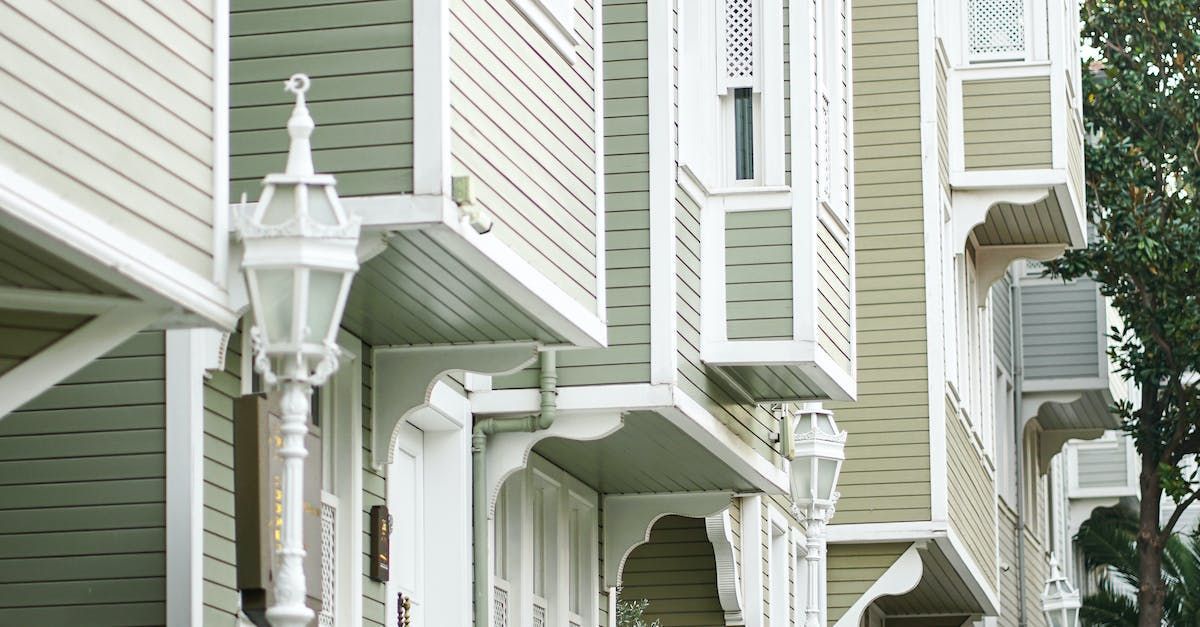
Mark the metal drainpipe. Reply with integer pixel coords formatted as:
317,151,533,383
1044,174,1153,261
471,351,558,627
1011,275,1028,627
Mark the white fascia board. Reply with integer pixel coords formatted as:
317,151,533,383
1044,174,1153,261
949,169,1066,190
0,166,236,329
592,0,606,322
1022,377,1109,394
826,520,949,544
918,0,949,523
469,383,790,495
937,531,1001,615
211,0,230,288
165,329,209,627
702,341,856,401
952,60,1052,80
647,0,678,383
0,287,142,315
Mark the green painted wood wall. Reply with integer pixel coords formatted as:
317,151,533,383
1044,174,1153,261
817,219,853,373
361,347,387,625
620,515,724,626
992,272,1013,374
996,501,1050,627
203,330,242,623
726,210,794,341
230,0,414,201
0,331,166,625
825,542,910,625
0,310,88,377
946,400,998,593
496,0,651,390
827,0,931,525
1021,279,1101,380
449,0,599,313
962,77,1052,171
0,0,215,278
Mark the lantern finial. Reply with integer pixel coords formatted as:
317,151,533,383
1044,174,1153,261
283,73,315,177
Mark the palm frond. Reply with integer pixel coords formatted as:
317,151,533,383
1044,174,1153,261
1081,578,1140,627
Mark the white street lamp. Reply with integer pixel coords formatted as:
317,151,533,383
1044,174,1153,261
789,402,847,627
1042,554,1082,627
238,74,361,627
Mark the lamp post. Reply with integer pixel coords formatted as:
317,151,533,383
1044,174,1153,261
1042,554,1081,627
789,402,847,627
238,74,361,627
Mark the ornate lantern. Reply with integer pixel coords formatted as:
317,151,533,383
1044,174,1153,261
1042,554,1081,627
789,402,847,627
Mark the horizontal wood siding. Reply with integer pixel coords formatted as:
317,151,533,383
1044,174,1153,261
996,502,1050,627
946,399,997,592
726,210,793,341
449,0,599,311
202,330,241,622
1077,443,1128,490
936,43,949,197
230,0,414,200
817,219,852,372
992,272,1013,374
621,515,724,626
494,0,650,390
0,309,89,377
827,0,930,525
361,347,386,625
826,542,909,624
0,0,215,278
962,77,1052,170
1021,279,1101,380
678,188,779,461
1065,101,1085,211
0,331,166,625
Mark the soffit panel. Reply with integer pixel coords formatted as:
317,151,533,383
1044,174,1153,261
876,542,984,616
532,410,759,494
973,193,1068,247
0,223,124,295
0,309,91,375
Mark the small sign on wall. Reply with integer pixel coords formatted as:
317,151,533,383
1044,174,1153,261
370,505,391,582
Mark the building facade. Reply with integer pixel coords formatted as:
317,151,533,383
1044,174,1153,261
0,1,1117,627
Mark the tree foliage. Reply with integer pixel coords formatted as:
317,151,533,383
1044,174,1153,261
1074,506,1200,626
1044,1,1200,623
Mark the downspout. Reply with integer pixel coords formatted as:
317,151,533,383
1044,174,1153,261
471,351,558,627
1011,274,1028,627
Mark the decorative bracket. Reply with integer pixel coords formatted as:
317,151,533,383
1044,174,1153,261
705,510,745,625
951,187,1052,252
371,342,538,467
832,542,924,627
484,410,624,517
974,244,1066,302
602,492,735,588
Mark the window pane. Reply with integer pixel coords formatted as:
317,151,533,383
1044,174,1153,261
734,88,755,180
532,488,545,596
569,509,581,613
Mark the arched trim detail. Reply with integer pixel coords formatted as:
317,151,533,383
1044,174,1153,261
833,542,925,627
602,492,735,589
951,187,1052,252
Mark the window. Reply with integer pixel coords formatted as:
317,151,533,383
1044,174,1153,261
720,0,762,184
966,0,1028,62
493,456,598,627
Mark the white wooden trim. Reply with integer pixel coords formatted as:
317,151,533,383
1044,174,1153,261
706,509,745,624
950,169,1065,190
0,166,236,328
331,330,363,626
593,0,606,322
740,495,764,627
826,520,949,544
761,0,786,186
211,0,230,287
648,0,677,384
0,305,165,418
509,0,581,63
602,492,734,587
832,543,924,627
419,389,474,626
413,0,450,196
166,329,220,627
0,287,141,314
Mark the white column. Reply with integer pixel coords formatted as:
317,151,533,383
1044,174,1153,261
165,329,208,627
267,370,316,627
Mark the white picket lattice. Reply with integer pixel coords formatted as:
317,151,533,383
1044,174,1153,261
968,0,1026,60
725,0,754,82
493,584,509,627
319,501,336,627
531,602,547,627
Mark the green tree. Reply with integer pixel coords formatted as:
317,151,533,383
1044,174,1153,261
1047,2,1200,624
1074,506,1200,626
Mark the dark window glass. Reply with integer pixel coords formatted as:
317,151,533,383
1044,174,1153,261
734,88,755,180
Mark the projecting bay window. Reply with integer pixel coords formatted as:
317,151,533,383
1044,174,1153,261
492,456,598,627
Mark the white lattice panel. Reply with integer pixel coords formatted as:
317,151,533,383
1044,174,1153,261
532,602,547,627
319,501,336,627
817,92,831,202
725,0,754,82
493,585,509,627
968,0,1026,60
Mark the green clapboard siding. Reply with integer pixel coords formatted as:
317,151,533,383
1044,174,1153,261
677,187,780,461
449,0,599,312
0,331,166,625
826,542,910,624
826,0,930,525
621,515,724,626
992,271,1013,374
230,0,414,200
1021,279,1102,380
0,0,215,277
494,0,651,390
817,218,852,372
361,347,387,625
946,400,997,591
203,330,242,621
0,309,89,377
726,210,793,341
962,77,1052,171
996,502,1050,627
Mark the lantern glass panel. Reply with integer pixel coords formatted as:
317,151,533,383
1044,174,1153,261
817,414,836,436
306,186,337,226
255,268,295,345
817,458,838,500
263,184,299,226
304,270,343,344
793,458,813,501
1047,610,1064,627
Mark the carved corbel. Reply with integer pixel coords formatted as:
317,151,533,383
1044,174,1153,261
951,187,1052,252
973,244,1066,301
832,543,924,627
705,510,745,625
603,492,735,589
371,343,538,467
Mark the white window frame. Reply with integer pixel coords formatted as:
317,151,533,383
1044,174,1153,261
768,512,789,627
493,455,599,627
963,0,1036,64
510,0,581,63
